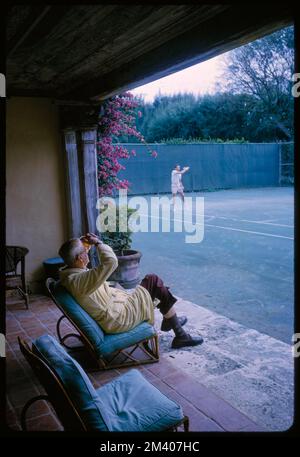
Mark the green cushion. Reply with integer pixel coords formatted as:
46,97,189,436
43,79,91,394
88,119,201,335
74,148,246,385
53,282,105,346
33,334,108,431
44,257,64,265
33,335,183,432
99,322,156,356
53,282,156,358
96,369,184,431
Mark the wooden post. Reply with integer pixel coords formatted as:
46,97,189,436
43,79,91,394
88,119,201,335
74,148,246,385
60,104,101,266
80,127,99,266
62,129,84,238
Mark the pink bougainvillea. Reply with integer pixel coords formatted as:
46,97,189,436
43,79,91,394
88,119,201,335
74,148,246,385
97,92,157,197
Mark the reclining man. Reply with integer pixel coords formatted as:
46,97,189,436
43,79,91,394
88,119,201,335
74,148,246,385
58,233,203,349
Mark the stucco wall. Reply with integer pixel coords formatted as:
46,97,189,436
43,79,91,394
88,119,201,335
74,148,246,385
6,97,68,291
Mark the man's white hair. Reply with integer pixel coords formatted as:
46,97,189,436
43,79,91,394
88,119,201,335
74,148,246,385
58,238,84,267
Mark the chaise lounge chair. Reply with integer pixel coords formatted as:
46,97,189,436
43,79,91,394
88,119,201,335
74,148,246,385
18,334,189,432
45,278,159,370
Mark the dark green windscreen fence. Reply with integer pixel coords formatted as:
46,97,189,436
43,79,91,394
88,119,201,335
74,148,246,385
116,143,288,195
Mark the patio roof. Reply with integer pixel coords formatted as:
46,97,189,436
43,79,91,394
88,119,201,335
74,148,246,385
7,4,293,101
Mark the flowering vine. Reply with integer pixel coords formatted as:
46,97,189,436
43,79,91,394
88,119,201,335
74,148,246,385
97,92,157,197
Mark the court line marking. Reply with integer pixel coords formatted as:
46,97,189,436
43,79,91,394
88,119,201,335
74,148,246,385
138,213,294,240
174,208,293,228
206,216,294,228
144,198,293,227
257,219,278,223
204,223,294,240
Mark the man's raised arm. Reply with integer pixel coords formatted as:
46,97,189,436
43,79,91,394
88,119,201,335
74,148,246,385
70,235,118,296
181,166,190,174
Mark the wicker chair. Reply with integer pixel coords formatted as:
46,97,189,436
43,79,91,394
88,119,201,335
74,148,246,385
45,278,159,370
6,246,29,308
18,335,189,432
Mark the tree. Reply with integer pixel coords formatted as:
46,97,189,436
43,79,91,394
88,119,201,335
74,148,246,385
136,92,258,142
221,26,294,140
145,93,200,141
119,28,295,144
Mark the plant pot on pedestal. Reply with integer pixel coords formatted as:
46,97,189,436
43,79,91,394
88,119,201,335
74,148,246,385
100,206,142,289
108,249,142,289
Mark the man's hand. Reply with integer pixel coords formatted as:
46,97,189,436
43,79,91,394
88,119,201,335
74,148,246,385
81,233,102,245
182,166,190,174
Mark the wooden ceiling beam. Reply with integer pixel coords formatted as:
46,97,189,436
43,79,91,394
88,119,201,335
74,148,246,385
47,5,227,89
7,5,72,59
61,4,293,101
6,4,293,100
7,6,51,56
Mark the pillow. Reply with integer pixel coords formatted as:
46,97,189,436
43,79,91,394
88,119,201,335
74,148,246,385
53,281,105,347
32,334,108,431
95,369,184,431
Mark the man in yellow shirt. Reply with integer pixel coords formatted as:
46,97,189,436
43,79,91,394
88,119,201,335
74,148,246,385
58,233,203,349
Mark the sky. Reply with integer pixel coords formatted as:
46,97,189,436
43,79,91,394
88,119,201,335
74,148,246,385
131,54,227,102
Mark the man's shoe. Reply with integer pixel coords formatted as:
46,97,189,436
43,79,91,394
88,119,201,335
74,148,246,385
161,316,187,332
171,334,203,349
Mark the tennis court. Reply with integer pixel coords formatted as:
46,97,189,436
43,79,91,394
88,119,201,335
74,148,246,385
131,186,294,343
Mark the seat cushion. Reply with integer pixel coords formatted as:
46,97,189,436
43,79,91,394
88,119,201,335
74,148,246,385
33,334,108,431
53,282,157,359
53,282,105,347
96,369,184,431
99,322,156,357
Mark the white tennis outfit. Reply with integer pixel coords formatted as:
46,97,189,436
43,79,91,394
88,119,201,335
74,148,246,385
171,170,184,194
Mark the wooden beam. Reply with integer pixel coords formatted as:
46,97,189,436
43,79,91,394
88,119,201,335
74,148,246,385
55,100,102,107
81,128,98,236
59,103,101,130
61,4,293,101
7,6,51,56
8,6,72,57
80,129,99,267
44,5,226,90
62,129,84,238
7,6,49,56
61,114,99,263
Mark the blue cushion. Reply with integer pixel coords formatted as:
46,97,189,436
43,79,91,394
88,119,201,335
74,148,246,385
95,369,184,431
43,257,64,265
99,322,156,356
53,282,157,358
33,334,109,431
52,282,105,347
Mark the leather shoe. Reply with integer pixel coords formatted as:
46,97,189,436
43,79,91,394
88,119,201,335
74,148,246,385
171,334,203,349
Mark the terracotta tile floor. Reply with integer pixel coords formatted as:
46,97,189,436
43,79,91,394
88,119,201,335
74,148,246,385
5,293,263,432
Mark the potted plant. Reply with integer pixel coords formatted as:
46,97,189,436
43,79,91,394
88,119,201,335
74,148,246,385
96,92,157,288
100,205,142,289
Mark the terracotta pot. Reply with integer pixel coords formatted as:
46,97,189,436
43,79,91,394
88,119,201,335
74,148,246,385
108,250,142,289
